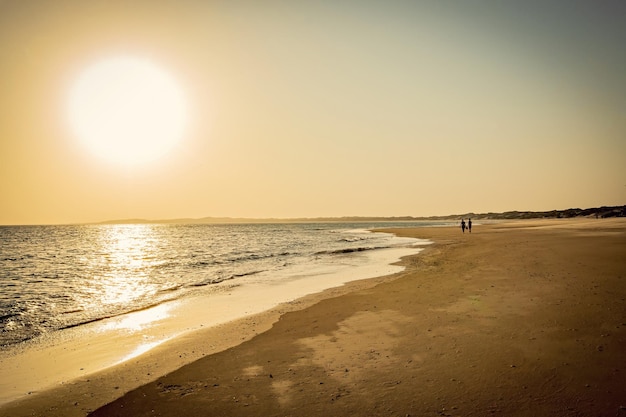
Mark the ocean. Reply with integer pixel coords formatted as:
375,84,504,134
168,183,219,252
0,222,439,348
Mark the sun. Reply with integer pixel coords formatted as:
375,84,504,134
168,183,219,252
67,56,187,166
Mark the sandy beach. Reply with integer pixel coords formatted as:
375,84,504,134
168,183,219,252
2,218,625,417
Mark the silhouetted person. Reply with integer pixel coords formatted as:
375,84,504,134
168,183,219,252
461,219,466,233
468,218,472,233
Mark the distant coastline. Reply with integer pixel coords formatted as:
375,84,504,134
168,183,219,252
96,205,626,225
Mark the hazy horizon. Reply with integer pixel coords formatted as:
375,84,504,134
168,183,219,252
1,1,625,225
4,204,622,227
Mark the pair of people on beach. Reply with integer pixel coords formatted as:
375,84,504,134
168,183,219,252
461,218,472,233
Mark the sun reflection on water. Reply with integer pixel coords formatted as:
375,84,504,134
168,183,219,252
89,224,162,307
99,302,173,331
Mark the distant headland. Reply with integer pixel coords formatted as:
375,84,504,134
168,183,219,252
97,205,626,225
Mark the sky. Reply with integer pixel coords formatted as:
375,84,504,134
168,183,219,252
1,0,625,225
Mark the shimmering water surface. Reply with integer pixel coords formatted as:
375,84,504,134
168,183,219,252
0,222,437,346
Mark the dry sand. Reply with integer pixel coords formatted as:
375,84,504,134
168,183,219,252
2,218,625,417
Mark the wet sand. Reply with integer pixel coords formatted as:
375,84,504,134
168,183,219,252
2,218,625,417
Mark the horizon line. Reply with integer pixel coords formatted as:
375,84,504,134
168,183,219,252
2,205,624,227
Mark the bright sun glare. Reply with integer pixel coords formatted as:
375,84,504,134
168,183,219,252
68,56,187,166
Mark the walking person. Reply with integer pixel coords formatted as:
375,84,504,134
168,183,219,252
461,219,466,233
468,218,472,233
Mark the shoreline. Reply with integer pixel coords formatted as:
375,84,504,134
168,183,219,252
2,218,626,416
0,236,425,411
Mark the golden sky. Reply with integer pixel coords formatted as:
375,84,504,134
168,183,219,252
1,1,625,225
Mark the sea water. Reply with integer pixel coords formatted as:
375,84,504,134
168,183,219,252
0,222,438,348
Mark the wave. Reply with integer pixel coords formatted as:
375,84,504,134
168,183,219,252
225,251,296,263
186,269,266,288
55,299,177,333
60,308,84,315
191,251,297,267
1,254,35,262
314,245,388,256
0,312,21,322
157,284,183,294
338,237,367,243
